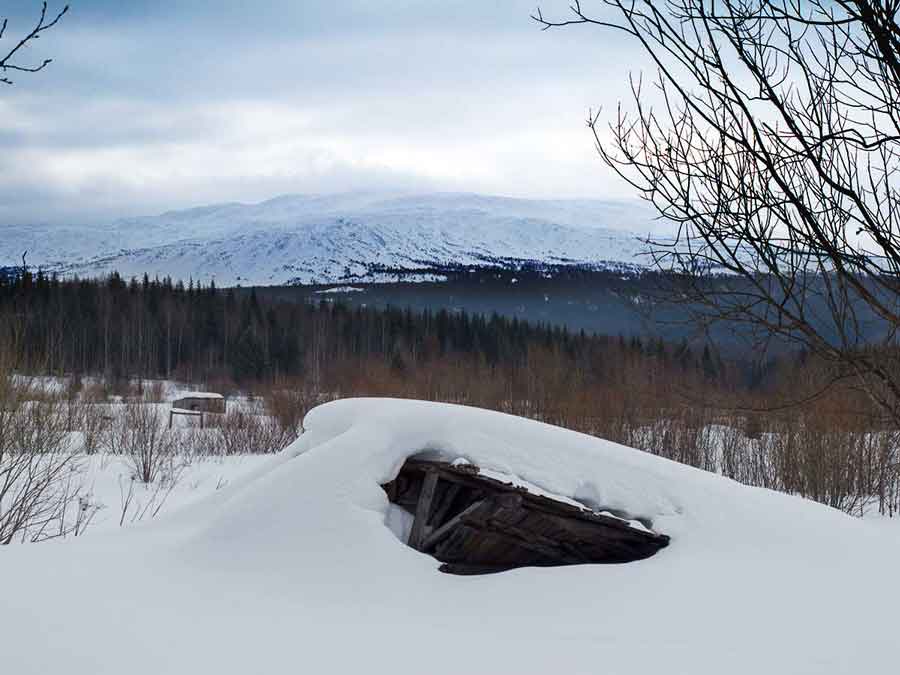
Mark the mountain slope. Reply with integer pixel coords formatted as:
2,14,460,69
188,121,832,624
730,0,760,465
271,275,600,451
1,192,663,286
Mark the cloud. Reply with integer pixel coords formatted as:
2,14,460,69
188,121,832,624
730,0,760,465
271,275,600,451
0,1,649,222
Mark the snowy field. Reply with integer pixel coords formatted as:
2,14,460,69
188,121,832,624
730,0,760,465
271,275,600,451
67,454,272,534
0,398,897,674
0,377,299,544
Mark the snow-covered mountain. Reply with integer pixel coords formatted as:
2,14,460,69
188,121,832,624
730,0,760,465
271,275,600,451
1,192,665,286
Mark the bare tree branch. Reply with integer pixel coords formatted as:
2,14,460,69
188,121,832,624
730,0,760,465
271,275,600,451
0,2,68,86
536,0,900,421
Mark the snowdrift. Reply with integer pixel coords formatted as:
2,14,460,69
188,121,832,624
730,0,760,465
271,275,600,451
1,398,896,674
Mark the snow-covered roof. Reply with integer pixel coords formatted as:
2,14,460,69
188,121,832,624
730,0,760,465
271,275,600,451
384,457,667,573
171,392,224,400
473,464,653,533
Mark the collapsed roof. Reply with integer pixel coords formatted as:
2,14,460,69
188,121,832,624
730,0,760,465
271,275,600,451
383,458,669,574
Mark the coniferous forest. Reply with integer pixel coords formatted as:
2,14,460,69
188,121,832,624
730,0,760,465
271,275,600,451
2,269,745,393
3,269,899,516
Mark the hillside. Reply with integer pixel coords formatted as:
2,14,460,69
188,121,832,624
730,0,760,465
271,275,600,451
0,192,663,286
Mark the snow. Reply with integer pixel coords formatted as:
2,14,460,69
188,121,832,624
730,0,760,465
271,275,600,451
314,285,366,294
170,391,224,400
0,192,664,286
74,454,271,533
1,398,897,674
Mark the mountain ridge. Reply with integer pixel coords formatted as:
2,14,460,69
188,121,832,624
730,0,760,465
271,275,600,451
1,192,665,286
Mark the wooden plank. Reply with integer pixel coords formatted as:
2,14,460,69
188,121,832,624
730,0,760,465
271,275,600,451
490,493,524,520
438,562,514,575
433,524,479,562
523,497,668,543
467,523,582,564
408,469,439,551
428,482,462,528
421,499,486,552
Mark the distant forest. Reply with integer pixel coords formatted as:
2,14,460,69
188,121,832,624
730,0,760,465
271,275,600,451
5,269,897,514
1,269,761,389
0,268,865,422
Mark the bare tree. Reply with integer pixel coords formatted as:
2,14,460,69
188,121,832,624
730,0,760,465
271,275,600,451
535,1,900,421
1,2,68,86
0,346,82,544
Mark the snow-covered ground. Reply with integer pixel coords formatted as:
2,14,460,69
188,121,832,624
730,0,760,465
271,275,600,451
1,398,896,674
72,454,272,534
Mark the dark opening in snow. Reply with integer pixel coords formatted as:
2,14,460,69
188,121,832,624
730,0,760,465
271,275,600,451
382,459,669,575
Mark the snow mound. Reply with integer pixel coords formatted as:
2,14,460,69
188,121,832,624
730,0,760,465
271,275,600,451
0,398,896,674
189,398,861,558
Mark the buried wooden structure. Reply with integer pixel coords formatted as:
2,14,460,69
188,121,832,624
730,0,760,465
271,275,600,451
169,393,226,429
382,459,670,575
168,408,206,429
171,394,226,415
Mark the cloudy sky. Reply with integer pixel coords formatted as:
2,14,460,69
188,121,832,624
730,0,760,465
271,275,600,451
1,1,648,223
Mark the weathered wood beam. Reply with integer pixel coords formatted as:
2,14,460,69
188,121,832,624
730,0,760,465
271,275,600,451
428,483,462,528
422,499,487,553
408,469,439,551
483,518,585,561
463,522,581,564
438,563,514,575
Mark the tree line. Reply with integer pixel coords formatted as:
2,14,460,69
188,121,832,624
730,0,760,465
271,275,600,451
0,270,742,392
4,270,899,515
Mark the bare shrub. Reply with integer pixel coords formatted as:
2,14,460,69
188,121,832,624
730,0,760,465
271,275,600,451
117,467,184,526
172,428,220,458
78,401,111,455
0,362,83,543
82,380,109,403
101,373,133,400
105,402,176,483
206,409,293,455
262,383,313,441
50,471,101,539
62,375,83,432
143,380,166,404
743,414,764,442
